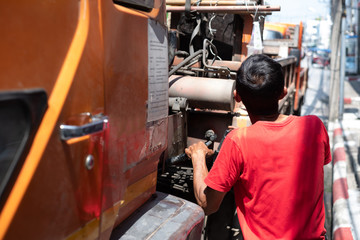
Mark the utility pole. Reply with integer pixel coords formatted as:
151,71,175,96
358,0,360,74
339,4,347,120
329,0,345,122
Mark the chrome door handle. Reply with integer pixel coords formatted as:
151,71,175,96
60,116,108,140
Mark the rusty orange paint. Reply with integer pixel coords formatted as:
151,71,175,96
0,0,90,238
66,218,99,240
241,15,253,58
122,171,157,206
242,33,251,44
99,0,167,224
0,0,168,238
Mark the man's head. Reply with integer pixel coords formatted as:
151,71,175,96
235,54,285,116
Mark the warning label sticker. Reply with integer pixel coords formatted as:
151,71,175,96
147,19,169,122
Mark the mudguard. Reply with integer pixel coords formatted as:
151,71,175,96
111,192,204,240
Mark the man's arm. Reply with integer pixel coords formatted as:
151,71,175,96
185,142,226,215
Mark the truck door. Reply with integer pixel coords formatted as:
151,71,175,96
0,0,110,239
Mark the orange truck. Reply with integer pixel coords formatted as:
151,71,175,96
0,0,204,239
263,22,308,114
0,1,302,239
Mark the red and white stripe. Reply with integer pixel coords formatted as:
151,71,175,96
347,76,360,82
344,97,360,105
332,123,355,240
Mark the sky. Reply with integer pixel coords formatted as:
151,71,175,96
265,0,331,24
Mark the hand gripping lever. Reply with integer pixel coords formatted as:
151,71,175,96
167,129,217,165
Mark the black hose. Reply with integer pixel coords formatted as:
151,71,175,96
169,49,203,76
167,139,214,165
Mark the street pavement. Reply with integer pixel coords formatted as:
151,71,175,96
301,60,360,240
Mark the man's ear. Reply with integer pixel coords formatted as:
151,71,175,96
279,87,288,100
234,89,241,103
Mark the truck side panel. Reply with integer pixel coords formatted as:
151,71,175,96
0,0,169,239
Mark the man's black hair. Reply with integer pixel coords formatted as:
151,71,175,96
236,54,284,116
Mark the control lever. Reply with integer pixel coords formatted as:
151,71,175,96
167,129,217,165
211,129,232,164
204,129,217,146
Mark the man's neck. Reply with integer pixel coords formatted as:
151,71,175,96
248,112,289,124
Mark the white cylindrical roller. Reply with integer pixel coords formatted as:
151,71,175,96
169,75,235,111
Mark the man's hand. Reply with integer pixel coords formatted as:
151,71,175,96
185,141,214,160
185,142,224,215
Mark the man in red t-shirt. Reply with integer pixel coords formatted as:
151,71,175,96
185,54,331,239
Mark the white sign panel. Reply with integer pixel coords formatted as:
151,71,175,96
147,19,169,122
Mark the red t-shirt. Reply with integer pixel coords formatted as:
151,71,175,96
205,115,331,240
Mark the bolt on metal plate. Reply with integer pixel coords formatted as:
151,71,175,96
85,154,95,170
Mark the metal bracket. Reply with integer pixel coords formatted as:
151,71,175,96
169,97,188,112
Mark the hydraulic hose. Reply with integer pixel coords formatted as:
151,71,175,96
169,49,203,76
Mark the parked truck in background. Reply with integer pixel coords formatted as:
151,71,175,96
0,0,307,239
263,21,308,114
